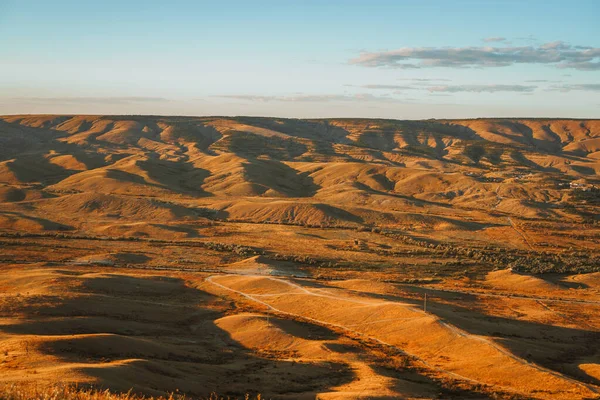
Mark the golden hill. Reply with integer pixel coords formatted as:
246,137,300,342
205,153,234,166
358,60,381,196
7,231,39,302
1,115,600,399
1,115,598,231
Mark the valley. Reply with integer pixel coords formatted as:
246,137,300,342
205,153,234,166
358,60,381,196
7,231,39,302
1,115,599,399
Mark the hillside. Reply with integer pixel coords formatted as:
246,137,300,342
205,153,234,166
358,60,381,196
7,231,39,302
1,115,598,230
1,115,599,267
1,115,600,399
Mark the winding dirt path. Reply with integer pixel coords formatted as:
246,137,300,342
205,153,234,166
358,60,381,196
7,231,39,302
507,216,534,250
206,274,599,399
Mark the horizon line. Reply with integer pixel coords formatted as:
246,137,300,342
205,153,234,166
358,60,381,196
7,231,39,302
2,113,598,122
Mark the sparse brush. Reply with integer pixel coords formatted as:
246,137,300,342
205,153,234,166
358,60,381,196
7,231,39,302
0,384,262,400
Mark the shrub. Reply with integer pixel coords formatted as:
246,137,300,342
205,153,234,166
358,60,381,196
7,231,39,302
0,383,262,400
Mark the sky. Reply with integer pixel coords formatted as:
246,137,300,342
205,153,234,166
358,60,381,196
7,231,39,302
1,0,599,119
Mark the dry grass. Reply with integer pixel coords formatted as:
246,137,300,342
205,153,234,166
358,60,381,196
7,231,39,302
1,115,599,399
0,384,262,400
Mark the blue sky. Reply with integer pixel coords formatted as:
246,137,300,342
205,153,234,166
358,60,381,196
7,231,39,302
1,0,599,118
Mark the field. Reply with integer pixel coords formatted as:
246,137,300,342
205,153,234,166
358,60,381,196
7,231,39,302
1,115,599,399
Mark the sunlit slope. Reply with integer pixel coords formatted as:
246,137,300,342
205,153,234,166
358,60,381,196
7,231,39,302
0,115,598,231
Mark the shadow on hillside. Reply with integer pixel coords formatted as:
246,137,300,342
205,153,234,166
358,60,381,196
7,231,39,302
353,181,454,209
0,120,66,160
0,210,73,231
148,223,203,238
232,117,353,144
244,158,320,197
1,272,354,398
136,156,212,197
356,130,397,152
571,165,597,175
313,203,364,224
269,317,339,340
495,121,562,154
227,131,308,160
3,155,75,185
159,120,223,152
509,150,561,173
49,146,108,170
335,281,600,387
538,274,590,290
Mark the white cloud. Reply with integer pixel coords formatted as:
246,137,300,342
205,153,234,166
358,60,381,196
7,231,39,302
427,84,537,93
483,37,506,43
350,42,600,70
356,84,417,90
214,93,405,103
548,84,600,92
10,96,169,104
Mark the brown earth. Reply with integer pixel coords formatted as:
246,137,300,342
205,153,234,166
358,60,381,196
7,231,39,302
0,115,599,399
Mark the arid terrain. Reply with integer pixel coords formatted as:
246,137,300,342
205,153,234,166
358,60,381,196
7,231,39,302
1,115,599,399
